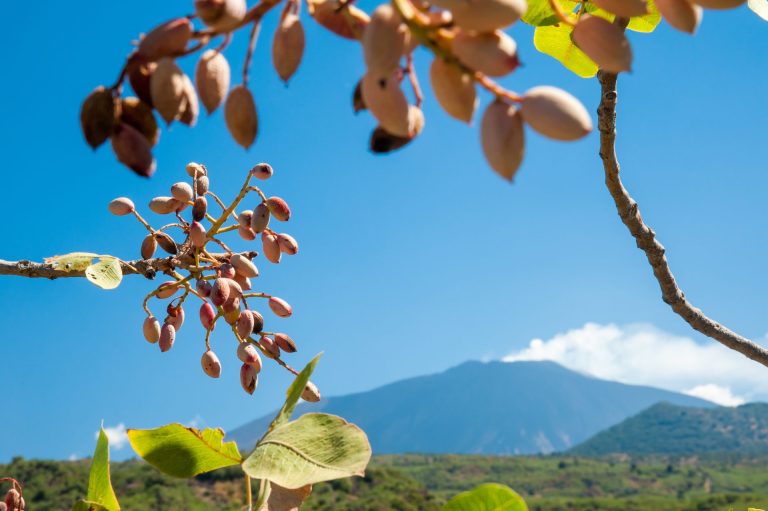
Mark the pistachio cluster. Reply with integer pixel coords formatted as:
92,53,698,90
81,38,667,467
0,479,24,511
109,162,320,400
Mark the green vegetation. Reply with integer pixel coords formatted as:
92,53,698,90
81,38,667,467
5,453,768,510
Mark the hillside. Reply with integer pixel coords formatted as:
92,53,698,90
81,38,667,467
230,360,713,454
572,402,768,456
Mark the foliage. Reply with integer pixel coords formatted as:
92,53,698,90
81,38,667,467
443,483,528,511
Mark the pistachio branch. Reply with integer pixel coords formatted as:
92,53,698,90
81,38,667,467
597,69,768,369
0,252,257,281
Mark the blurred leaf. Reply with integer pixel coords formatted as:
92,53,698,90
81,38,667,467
242,413,371,489
533,23,598,78
81,427,120,511
85,256,123,290
749,0,768,20
257,483,312,511
584,0,661,32
443,483,528,511
523,0,579,26
127,424,242,478
72,501,110,511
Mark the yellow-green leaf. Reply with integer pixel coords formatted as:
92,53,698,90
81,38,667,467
522,0,579,26
584,0,662,32
534,23,598,78
242,413,371,489
45,252,99,272
127,424,243,478
83,427,120,511
443,483,528,511
72,501,110,511
85,256,123,290
265,353,322,438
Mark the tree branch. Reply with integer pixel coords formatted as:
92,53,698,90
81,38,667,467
0,252,256,281
597,70,768,368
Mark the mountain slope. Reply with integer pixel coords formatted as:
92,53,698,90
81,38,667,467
572,401,768,456
229,360,713,455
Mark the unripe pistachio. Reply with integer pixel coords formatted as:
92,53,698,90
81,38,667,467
352,81,366,113
236,310,255,339
120,97,159,147
480,100,525,181
0,501,6,511
250,163,273,180
301,381,321,402
201,350,222,378
360,71,412,138
141,234,157,259
572,15,633,73
237,210,254,229
165,305,185,331
362,5,407,76
233,273,252,291
240,363,259,394
656,0,702,33
197,175,210,195
137,18,192,60
218,263,236,279
251,203,270,233
150,58,187,125
171,181,194,203
4,490,21,510
266,196,291,221
225,278,243,301
196,279,212,297
520,86,592,141
269,296,292,317
154,232,179,254
224,299,242,324
273,12,306,82
108,197,135,216
189,221,207,248
81,86,119,149
369,126,412,153
159,323,176,352
237,342,263,371
591,0,648,16
143,315,161,343
307,0,369,39
199,302,217,330
186,161,207,177
429,58,477,124
250,310,265,333
262,232,282,263
127,55,156,107
259,335,281,358
239,225,257,241
277,233,299,255
225,85,258,148
193,196,207,221
196,49,231,114
195,0,247,31
690,0,744,7
453,30,519,77
179,73,199,126
434,0,526,32
111,123,156,177
231,253,259,277
156,281,180,299
149,196,180,215
211,278,231,306
274,332,297,353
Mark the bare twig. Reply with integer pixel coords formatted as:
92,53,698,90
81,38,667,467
597,69,768,368
0,252,257,281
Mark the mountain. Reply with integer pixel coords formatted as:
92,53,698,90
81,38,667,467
229,360,713,455
571,401,768,456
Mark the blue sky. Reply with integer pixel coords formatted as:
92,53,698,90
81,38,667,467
1,1,766,461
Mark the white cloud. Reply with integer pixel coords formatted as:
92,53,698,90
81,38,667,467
98,424,129,450
503,322,768,406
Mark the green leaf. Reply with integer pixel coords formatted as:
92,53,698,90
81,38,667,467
242,413,372,489
72,500,110,511
522,0,579,26
85,256,123,290
533,23,598,78
749,0,768,20
127,424,242,478
45,252,99,271
443,484,529,511
266,353,323,436
584,0,662,32
84,427,120,511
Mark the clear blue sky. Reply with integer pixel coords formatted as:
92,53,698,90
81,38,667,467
1,1,766,461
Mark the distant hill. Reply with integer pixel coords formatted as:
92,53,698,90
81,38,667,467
229,360,713,455
572,402,768,456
